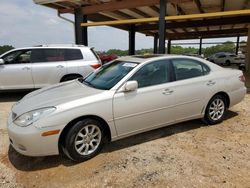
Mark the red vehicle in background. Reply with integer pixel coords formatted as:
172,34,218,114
98,53,118,64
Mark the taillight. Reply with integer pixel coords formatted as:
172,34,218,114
239,75,245,82
91,63,101,69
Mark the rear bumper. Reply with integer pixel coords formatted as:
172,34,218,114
228,87,247,108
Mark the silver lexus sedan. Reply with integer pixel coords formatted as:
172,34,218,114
7,55,246,162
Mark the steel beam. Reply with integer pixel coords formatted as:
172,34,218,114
236,36,240,55
135,15,250,31
82,15,88,46
199,38,202,55
153,35,158,54
75,8,88,45
129,24,135,55
167,39,171,54
158,0,166,54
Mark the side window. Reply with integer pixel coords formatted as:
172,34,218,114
31,49,65,63
44,49,65,62
3,50,31,64
129,60,170,88
202,64,210,75
172,59,205,81
218,55,226,58
65,49,83,61
31,49,45,63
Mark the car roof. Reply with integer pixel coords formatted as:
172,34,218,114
10,44,92,51
116,54,202,63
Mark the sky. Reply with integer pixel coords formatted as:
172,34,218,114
0,0,246,52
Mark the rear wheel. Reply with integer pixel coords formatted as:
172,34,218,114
204,95,227,125
225,60,231,66
63,119,105,162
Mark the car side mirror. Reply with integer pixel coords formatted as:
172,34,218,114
123,81,138,92
0,59,4,65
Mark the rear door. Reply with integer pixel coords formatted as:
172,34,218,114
0,49,34,90
169,58,214,121
31,49,67,88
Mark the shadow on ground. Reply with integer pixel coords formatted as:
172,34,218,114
0,91,32,102
7,110,238,172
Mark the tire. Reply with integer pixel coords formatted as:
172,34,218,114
61,75,82,82
63,118,105,162
204,95,227,125
225,60,231,66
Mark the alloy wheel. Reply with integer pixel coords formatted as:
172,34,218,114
208,98,225,121
74,124,102,155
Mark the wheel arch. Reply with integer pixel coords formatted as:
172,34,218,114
60,73,83,82
58,115,112,153
207,91,230,109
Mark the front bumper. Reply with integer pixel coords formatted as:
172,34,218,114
7,114,61,157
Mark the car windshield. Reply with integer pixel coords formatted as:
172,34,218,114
82,60,138,90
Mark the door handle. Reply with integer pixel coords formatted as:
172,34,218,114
162,89,174,95
22,67,30,70
56,65,64,68
207,80,216,86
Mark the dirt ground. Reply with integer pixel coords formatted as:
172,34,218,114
0,91,250,188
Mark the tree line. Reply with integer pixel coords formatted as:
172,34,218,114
105,41,241,57
0,41,243,57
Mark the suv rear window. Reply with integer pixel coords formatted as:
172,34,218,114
65,49,83,61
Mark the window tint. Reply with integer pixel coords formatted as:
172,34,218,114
31,49,45,63
172,59,205,80
129,60,170,88
44,49,64,62
218,55,226,58
31,49,65,63
3,50,31,64
65,49,83,61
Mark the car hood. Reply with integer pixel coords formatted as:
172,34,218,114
12,80,103,116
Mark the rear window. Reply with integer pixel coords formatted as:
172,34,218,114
65,49,83,61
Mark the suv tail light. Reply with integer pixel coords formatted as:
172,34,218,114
239,75,245,82
91,63,101,69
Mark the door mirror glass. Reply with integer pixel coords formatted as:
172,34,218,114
124,81,138,92
0,58,4,64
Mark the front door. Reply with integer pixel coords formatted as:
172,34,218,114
113,60,176,138
0,50,34,90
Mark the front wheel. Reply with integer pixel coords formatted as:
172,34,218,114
204,95,227,125
63,119,104,162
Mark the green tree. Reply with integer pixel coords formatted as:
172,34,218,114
0,45,14,55
203,41,235,57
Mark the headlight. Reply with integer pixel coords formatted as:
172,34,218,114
14,107,56,127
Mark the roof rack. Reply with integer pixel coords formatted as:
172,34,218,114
33,44,86,47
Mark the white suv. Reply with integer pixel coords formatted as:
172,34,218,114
0,44,101,90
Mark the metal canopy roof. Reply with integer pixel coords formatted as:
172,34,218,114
33,0,250,40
